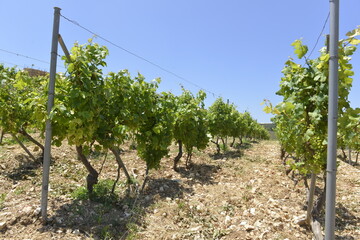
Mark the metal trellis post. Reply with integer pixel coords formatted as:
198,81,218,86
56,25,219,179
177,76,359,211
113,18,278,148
41,6,61,222
325,0,339,239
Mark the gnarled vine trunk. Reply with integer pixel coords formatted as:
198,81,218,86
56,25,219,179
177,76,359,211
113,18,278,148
0,130,4,144
185,152,193,169
173,140,183,171
76,145,99,193
11,133,36,161
211,137,220,155
18,128,44,157
238,136,243,146
110,146,131,183
230,137,236,147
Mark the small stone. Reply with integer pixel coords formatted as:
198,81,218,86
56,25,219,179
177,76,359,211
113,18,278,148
250,208,256,215
73,229,81,235
153,209,159,214
259,230,269,239
55,217,63,224
171,233,180,240
293,214,307,226
0,222,7,231
173,179,182,184
254,220,262,227
273,222,284,230
195,203,205,212
228,225,237,230
33,207,41,216
162,212,167,217
22,206,33,215
224,215,231,225
190,226,202,232
245,224,255,231
9,217,19,225
166,197,172,202
0,211,10,217
159,186,164,192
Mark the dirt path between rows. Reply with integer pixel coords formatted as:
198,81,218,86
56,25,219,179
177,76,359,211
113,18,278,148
0,139,359,239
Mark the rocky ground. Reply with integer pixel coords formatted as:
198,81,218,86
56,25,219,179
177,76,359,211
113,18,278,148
0,135,359,240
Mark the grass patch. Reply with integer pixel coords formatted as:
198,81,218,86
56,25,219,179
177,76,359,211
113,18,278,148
100,225,115,240
125,222,139,240
71,179,119,205
14,186,25,195
1,134,30,145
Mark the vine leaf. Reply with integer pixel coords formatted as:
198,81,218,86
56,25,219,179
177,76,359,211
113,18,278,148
291,39,308,59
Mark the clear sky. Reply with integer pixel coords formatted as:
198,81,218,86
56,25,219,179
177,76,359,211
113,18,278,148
1,1,359,123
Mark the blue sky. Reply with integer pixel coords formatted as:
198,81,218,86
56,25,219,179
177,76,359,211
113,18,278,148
1,1,359,123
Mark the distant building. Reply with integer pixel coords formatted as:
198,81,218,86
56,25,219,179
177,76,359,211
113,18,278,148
24,68,48,77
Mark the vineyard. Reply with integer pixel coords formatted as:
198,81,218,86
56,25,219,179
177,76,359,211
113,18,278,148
0,18,359,240
0,136,359,239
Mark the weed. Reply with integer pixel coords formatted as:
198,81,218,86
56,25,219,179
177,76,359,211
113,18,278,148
177,200,186,210
14,186,25,195
222,203,234,214
244,155,262,163
71,186,88,200
71,204,86,216
100,225,114,240
213,228,228,239
71,179,119,205
220,144,228,152
234,166,244,175
245,184,252,190
0,193,6,210
126,222,139,240
242,192,253,202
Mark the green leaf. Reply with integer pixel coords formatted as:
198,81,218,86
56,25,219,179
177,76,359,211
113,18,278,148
263,106,272,114
291,39,308,59
348,38,360,45
152,125,161,134
346,27,360,38
68,63,74,72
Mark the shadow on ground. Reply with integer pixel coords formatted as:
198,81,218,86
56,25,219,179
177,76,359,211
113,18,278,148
209,149,243,160
175,162,221,185
338,154,360,169
315,203,359,240
43,178,192,239
1,154,42,181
